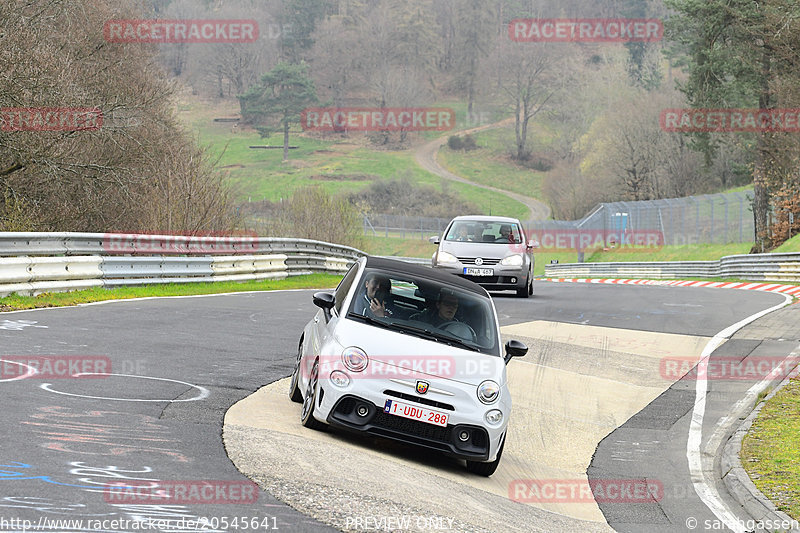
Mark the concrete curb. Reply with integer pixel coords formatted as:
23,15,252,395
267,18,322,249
721,364,800,531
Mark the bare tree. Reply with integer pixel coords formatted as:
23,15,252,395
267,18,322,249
310,16,364,109
0,0,239,232
485,35,566,160
179,1,280,98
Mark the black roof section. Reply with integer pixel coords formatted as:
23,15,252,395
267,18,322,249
363,256,488,297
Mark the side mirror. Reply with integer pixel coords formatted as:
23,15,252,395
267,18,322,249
527,240,539,249
429,236,440,244
313,291,335,321
504,339,528,364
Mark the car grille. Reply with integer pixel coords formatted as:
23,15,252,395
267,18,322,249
458,257,500,265
460,275,500,284
328,396,490,459
371,410,451,442
384,389,455,411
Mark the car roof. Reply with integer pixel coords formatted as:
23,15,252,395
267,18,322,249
449,215,521,224
363,256,488,297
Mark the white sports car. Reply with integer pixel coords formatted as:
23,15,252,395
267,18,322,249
289,256,528,476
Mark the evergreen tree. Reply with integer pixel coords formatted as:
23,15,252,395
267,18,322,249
239,62,318,162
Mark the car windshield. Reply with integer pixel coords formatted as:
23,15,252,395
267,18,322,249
445,221,523,244
347,267,500,355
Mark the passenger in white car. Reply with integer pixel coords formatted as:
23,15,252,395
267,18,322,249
352,272,393,318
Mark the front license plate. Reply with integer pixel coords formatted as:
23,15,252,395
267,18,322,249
383,399,449,427
464,267,493,276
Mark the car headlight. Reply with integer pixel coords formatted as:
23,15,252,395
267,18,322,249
436,251,458,264
500,254,524,266
342,347,368,372
477,380,500,404
485,409,503,425
330,370,351,388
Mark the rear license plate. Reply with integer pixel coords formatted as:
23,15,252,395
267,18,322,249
383,399,448,427
464,267,493,276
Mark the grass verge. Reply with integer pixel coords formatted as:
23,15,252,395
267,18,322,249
741,377,800,520
0,274,343,312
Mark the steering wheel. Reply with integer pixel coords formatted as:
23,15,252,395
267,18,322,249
438,321,477,343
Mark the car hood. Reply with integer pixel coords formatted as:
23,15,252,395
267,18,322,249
439,241,523,258
335,317,506,386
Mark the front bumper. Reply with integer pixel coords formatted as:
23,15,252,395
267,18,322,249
433,263,528,290
313,374,509,462
327,394,491,461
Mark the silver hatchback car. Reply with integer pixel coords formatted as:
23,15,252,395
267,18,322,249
431,216,535,298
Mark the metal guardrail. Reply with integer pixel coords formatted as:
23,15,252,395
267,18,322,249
0,232,364,258
544,252,800,282
0,233,365,297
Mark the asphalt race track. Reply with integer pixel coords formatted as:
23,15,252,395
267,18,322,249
0,282,796,533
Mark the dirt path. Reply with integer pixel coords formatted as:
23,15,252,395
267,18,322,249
413,118,552,223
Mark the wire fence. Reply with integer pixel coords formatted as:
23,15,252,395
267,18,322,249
362,190,756,245
362,214,450,239
531,190,754,245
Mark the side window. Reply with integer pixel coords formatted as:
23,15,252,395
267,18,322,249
334,263,359,314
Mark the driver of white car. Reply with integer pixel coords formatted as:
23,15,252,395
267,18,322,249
410,287,461,328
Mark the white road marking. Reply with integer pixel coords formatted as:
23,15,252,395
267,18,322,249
0,319,48,330
39,373,210,402
687,293,792,533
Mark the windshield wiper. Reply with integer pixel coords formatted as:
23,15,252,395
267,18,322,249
347,313,394,330
391,323,480,352
347,315,482,352
380,322,441,342
433,332,481,352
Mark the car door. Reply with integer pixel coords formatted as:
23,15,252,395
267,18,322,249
310,261,360,358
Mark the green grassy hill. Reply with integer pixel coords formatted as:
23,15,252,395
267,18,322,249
774,233,800,253
179,98,528,219
438,126,550,201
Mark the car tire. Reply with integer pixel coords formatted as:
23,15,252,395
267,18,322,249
300,358,326,430
466,435,505,477
288,339,304,403
516,274,532,298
